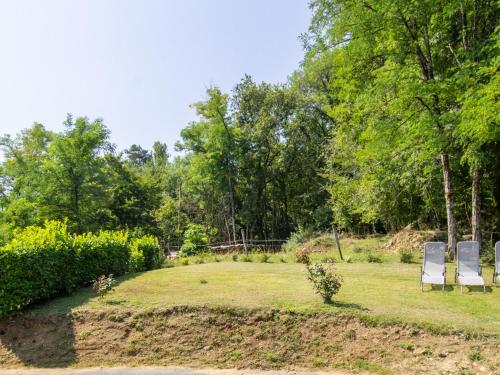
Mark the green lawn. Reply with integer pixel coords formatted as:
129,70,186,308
31,261,500,335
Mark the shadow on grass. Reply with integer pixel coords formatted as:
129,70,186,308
325,300,368,311
423,285,455,292
0,271,143,368
461,285,494,293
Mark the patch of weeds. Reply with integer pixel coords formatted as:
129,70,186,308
345,256,352,263
352,246,364,254
342,328,357,340
421,346,433,356
312,357,327,367
400,342,415,351
130,319,144,331
126,341,139,356
232,253,238,261
349,358,385,373
77,330,91,340
279,257,286,263
179,258,189,266
468,347,481,361
399,249,414,263
200,278,208,284
367,252,383,263
259,253,270,263
97,311,106,320
194,256,205,264
214,256,221,262
240,254,252,262
266,351,283,363
230,350,242,361
108,313,125,322
458,366,474,375
163,260,175,268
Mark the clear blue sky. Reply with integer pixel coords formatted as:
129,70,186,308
0,0,311,154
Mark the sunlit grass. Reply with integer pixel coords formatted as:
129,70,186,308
31,260,499,336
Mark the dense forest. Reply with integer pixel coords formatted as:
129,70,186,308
1,1,499,258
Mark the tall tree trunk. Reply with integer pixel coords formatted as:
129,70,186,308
441,153,457,259
471,167,481,246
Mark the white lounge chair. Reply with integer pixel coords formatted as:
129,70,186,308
420,242,446,291
455,241,485,293
494,241,499,284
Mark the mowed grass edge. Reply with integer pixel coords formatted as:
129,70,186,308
29,261,500,336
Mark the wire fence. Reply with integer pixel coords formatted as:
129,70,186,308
165,238,288,254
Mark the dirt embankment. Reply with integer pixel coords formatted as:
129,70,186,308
383,226,447,252
0,307,498,374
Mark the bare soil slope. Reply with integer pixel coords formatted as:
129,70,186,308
0,307,498,374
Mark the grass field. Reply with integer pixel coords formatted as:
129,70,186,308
5,236,499,373
31,260,500,336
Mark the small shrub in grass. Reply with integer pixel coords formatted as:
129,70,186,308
240,254,252,262
259,253,270,263
468,347,481,361
266,351,282,363
199,279,208,284
352,246,363,254
279,257,286,263
399,249,414,263
194,256,205,264
179,258,189,266
400,342,414,351
163,260,175,268
92,274,117,300
367,252,383,263
306,263,343,303
295,247,311,264
232,253,238,262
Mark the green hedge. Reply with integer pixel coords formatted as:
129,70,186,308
0,221,162,317
0,221,77,316
73,230,130,283
131,235,162,271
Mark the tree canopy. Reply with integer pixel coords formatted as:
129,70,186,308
1,1,498,252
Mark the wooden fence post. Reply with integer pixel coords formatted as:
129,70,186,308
333,225,344,261
241,229,248,254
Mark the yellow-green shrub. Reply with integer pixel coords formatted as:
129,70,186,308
0,221,76,316
129,236,162,271
73,230,130,282
0,222,141,317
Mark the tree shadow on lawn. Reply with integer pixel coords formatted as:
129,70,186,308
326,300,368,311
0,272,142,368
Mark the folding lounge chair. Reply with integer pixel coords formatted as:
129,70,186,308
455,241,485,293
420,242,446,291
494,241,499,284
